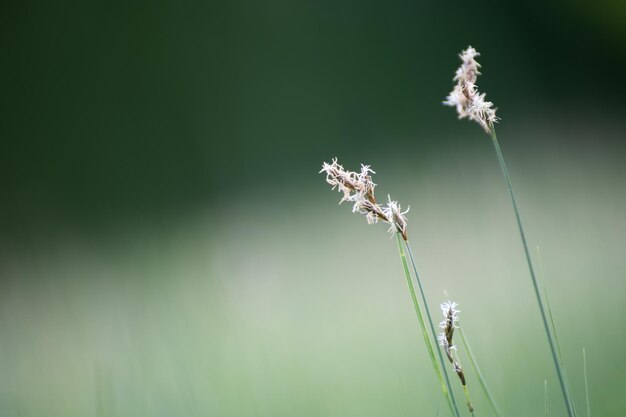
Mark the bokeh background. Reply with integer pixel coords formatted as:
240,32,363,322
1,1,626,416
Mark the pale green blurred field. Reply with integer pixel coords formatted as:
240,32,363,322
1,122,625,417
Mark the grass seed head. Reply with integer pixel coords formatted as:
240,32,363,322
444,46,499,134
438,300,469,390
320,158,409,240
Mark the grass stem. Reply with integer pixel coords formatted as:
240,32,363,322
395,234,458,417
542,282,577,416
543,379,548,417
404,241,461,417
462,386,475,417
458,327,502,417
583,348,591,417
490,128,575,417
537,246,578,416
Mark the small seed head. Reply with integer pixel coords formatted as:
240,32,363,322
444,46,499,134
320,158,409,239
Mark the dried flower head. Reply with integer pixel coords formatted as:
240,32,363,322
320,158,376,204
438,300,473,412
444,46,499,134
320,158,409,240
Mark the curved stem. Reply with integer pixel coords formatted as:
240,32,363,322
395,234,458,417
458,327,502,417
490,128,575,417
542,282,577,416
404,241,461,417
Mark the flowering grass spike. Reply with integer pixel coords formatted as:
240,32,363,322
320,158,409,240
444,46,498,134
438,301,473,412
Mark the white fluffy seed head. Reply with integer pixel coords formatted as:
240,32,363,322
444,46,499,134
320,158,409,239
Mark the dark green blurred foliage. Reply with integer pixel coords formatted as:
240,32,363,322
1,0,625,236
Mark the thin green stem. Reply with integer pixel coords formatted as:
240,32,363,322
462,386,475,417
458,327,502,417
543,379,548,417
542,282,577,416
490,128,574,417
395,234,457,417
537,246,577,416
463,385,476,417
583,348,591,417
404,241,461,417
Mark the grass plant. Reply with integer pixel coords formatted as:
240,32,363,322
320,158,460,416
316,45,596,417
444,46,576,417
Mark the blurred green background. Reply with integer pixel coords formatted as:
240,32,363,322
1,1,626,416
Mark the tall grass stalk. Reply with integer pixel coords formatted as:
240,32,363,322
458,327,502,417
404,242,461,417
537,246,578,416
395,234,459,417
583,348,591,417
545,380,549,417
543,282,577,416
490,129,574,417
